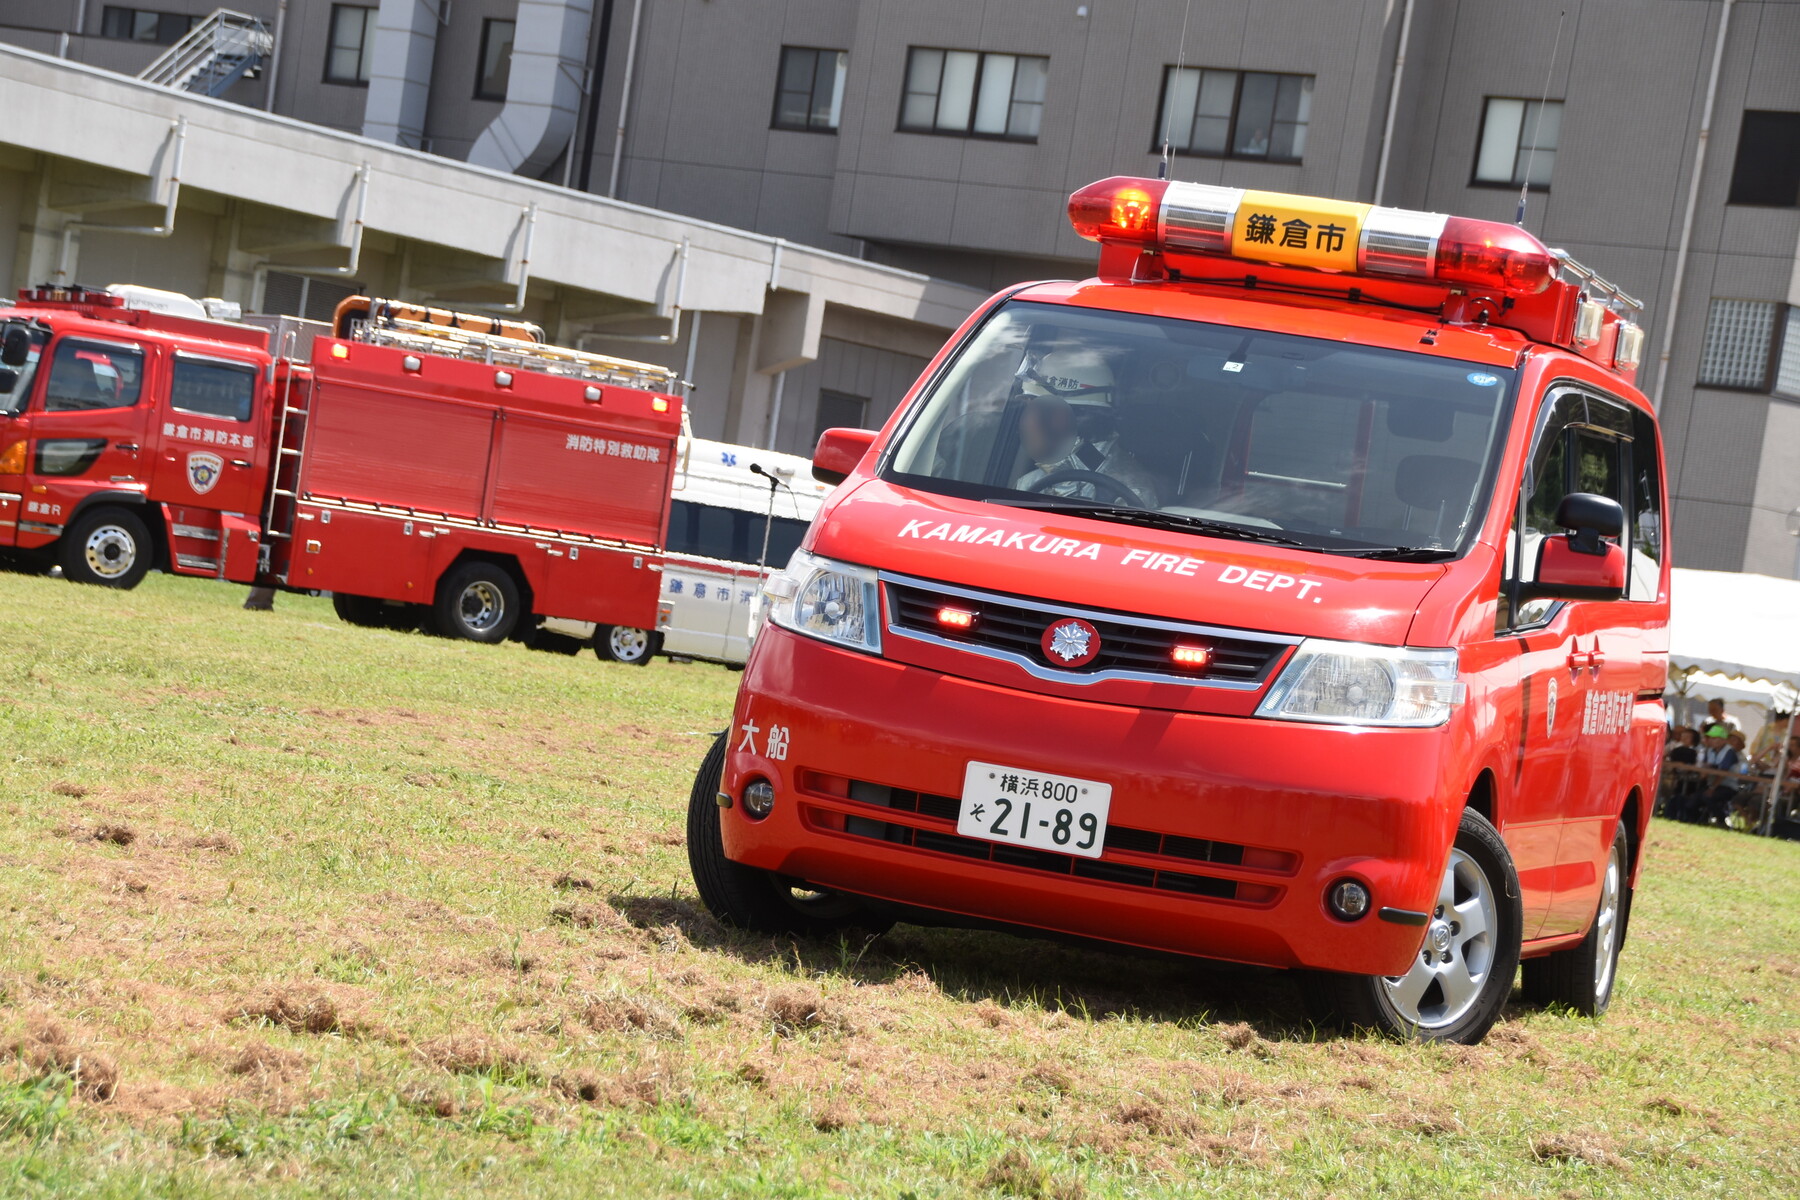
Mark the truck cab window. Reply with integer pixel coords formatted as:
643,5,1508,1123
0,328,45,414
171,357,256,421
1627,408,1663,601
43,340,144,413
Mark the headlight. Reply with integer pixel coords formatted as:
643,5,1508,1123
1256,640,1464,727
760,549,881,654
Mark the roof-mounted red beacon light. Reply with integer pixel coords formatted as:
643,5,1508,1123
1067,177,1558,296
1068,178,1169,246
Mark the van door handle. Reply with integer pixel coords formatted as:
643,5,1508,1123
116,442,138,453
230,459,251,468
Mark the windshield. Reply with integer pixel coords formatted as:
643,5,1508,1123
0,326,47,415
884,301,1515,556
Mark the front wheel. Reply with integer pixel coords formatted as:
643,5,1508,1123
685,733,892,937
1304,807,1523,1044
595,624,662,666
60,506,152,589
1521,822,1629,1016
432,562,520,643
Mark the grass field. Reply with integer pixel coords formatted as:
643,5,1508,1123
0,570,1793,1199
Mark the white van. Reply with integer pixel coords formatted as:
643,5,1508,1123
544,439,831,666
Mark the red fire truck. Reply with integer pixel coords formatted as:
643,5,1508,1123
690,179,1669,1044
0,286,683,643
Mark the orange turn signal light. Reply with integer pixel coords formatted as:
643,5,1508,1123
0,440,25,474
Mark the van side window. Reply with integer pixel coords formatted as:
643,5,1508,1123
1627,408,1662,601
43,340,144,412
1505,390,1632,628
667,499,810,568
171,357,256,421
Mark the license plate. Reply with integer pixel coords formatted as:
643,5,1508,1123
958,761,1111,859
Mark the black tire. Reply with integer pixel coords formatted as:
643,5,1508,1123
333,593,419,631
432,561,521,643
595,624,662,665
1303,807,1523,1044
333,593,384,627
1521,822,1630,1017
60,506,152,589
685,732,892,937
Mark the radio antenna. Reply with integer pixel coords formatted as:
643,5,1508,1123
1158,0,1195,180
1516,10,1566,226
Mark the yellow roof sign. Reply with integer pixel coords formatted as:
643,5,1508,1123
1231,191,1370,272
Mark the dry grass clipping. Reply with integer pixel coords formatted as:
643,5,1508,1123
764,987,850,1037
226,988,345,1035
12,1021,118,1101
583,995,683,1040
417,1035,530,1078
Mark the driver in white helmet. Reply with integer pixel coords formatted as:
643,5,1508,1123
1013,350,1160,508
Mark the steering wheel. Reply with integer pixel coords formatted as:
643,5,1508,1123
1027,468,1145,507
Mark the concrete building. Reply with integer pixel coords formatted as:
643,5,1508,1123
2,0,1799,574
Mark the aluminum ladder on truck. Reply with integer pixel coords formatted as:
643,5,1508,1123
258,333,313,581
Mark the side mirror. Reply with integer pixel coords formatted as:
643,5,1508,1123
812,427,877,486
1,326,30,368
1527,492,1627,601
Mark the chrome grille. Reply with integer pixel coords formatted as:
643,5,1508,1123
884,575,1293,688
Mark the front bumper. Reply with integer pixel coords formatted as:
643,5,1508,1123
721,627,1465,976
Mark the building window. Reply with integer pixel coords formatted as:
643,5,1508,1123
1473,97,1561,188
1697,299,1784,391
324,5,376,86
772,47,848,132
899,48,1047,142
260,271,363,325
1728,111,1800,207
813,390,870,443
100,7,201,45
1154,68,1313,162
476,19,515,101
1776,308,1800,399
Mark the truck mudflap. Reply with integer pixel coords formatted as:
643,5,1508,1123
219,512,261,582
0,491,18,547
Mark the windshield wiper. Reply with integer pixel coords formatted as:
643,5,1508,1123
988,496,1312,548
1319,545,1458,562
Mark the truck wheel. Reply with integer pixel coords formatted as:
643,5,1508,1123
686,732,892,938
60,506,152,589
1521,823,1629,1017
595,624,662,665
333,593,385,627
1303,807,1523,1044
433,562,520,643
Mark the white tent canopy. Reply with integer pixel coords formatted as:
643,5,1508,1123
1668,568,1800,702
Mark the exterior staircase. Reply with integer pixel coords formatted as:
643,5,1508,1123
137,10,273,99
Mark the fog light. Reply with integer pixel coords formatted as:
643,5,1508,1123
742,780,775,819
1327,878,1371,921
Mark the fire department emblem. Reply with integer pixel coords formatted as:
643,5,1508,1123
186,451,223,496
1041,618,1101,668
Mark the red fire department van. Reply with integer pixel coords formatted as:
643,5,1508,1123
0,287,683,644
688,179,1670,1044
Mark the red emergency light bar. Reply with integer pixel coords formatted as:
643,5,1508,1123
1068,177,1557,296
19,284,125,307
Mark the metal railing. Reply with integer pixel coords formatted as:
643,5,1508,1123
138,9,272,98
352,315,680,393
